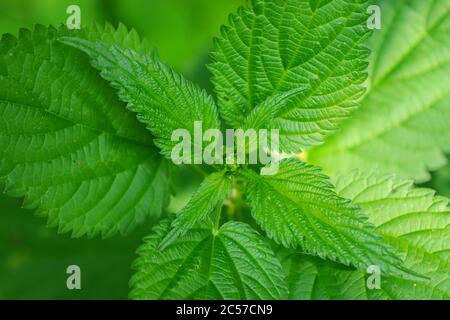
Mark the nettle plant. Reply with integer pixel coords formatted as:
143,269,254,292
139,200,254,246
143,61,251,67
1,0,449,299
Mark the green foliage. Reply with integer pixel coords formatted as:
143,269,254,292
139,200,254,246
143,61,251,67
241,159,418,280
0,24,171,238
282,171,450,299
280,251,370,299
1,0,449,300
59,36,221,160
209,0,371,152
130,218,287,299
309,0,450,183
159,170,232,249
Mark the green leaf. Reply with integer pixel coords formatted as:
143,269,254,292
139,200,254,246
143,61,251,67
241,158,418,280
280,250,369,299
59,36,221,161
241,87,306,130
209,0,371,152
130,219,288,299
283,171,450,299
0,24,171,238
159,170,232,249
336,170,450,264
309,0,450,183
83,22,153,55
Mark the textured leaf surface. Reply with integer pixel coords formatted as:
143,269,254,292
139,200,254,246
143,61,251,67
283,171,450,299
160,170,232,249
130,219,287,299
210,0,371,152
309,0,450,182
60,37,221,160
241,158,416,279
280,250,368,299
0,24,171,238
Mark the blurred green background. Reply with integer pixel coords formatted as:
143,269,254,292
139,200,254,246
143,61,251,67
0,0,242,299
0,0,244,89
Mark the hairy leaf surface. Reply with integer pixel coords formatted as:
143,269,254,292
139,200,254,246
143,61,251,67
159,170,232,249
0,24,171,238
283,171,450,299
210,0,371,152
60,37,221,161
130,219,287,299
241,158,417,279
